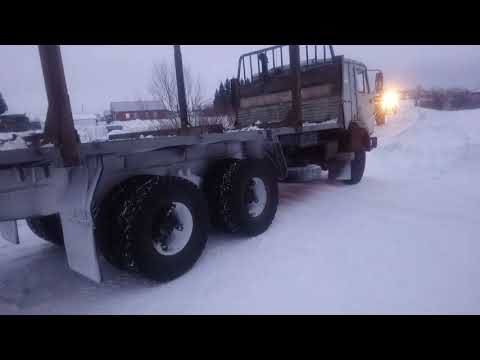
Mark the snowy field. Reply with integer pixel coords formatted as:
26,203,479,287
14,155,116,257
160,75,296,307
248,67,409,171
1,100,480,314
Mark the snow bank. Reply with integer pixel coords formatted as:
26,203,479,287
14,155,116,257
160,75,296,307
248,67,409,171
371,99,480,182
106,119,175,137
0,134,28,150
0,131,40,151
76,125,109,143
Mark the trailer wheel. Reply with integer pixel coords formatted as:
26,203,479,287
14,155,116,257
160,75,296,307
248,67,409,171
213,159,278,236
343,151,366,185
94,175,152,269
25,214,64,246
116,176,208,282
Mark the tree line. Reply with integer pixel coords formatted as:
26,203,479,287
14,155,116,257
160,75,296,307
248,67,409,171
213,78,234,115
414,87,480,110
0,93,7,115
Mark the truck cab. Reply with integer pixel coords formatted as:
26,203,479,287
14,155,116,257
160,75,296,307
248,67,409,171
344,59,377,134
231,45,379,181
232,46,381,134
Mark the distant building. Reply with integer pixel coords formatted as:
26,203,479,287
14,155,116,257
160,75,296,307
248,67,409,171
110,101,173,122
0,114,41,133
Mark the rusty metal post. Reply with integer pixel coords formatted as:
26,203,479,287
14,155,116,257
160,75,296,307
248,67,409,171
289,45,303,129
329,45,335,58
38,45,80,167
173,45,189,129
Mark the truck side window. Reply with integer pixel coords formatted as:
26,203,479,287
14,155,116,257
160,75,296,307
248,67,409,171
356,68,366,93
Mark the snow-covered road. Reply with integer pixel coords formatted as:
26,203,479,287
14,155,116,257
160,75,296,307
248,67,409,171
1,101,480,314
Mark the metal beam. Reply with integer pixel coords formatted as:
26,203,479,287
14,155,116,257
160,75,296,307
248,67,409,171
329,45,335,58
174,45,189,129
38,45,80,167
289,45,303,129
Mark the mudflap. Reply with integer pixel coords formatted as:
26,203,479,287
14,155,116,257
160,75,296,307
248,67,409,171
58,158,103,283
328,153,354,181
0,221,19,244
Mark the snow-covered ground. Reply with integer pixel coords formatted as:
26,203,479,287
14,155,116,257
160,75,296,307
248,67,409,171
2,100,480,314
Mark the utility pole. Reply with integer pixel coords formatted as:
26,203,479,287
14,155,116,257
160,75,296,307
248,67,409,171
174,45,189,129
38,45,80,167
289,45,303,129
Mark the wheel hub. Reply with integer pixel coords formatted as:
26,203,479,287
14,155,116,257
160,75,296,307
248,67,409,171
245,177,267,218
152,202,193,256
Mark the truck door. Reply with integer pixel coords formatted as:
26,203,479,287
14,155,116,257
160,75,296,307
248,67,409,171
353,65,375,134
342,62,354,129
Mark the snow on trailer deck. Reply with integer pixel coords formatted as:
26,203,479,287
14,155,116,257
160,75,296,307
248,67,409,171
1,100,480,314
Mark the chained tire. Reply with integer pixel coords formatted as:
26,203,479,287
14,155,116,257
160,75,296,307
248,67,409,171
26,214,64,246
208,159,278,236
204,159,237,229
343,151,366,185
94,175,153,269
114,176,209,282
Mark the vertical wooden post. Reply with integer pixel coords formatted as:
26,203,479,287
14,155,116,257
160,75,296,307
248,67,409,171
174,45,189,129
38,45,80,167
289,45,303,129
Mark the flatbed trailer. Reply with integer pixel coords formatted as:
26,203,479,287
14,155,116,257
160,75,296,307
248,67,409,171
0,45,380,283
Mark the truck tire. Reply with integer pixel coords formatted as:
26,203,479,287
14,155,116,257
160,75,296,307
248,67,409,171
25,214,64,246
211,159,278,236
94,175,152,269
115,176,209,282
343,151,366,185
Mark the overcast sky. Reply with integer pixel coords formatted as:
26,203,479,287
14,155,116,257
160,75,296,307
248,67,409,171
1,45,480,117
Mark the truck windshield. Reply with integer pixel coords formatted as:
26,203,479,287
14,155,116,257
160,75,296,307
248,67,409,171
355,67,369,94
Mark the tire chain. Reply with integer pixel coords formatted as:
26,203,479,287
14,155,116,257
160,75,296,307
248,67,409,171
218,160,241,233
117,176,160,271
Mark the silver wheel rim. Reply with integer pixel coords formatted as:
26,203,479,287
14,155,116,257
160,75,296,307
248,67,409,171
152,202,193,256
246,177,267,217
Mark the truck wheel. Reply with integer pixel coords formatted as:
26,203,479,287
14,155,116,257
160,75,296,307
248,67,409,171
116,176,209,282
94,175,152,269
213,159,278,236
343,151,366,185
25,214,64,246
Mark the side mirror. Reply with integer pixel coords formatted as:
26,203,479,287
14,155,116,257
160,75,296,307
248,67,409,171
375,72,384,93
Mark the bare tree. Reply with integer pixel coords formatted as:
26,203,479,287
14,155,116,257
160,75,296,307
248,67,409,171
149,60,205,129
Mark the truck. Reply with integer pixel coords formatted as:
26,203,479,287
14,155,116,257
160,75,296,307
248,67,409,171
0,45,382,283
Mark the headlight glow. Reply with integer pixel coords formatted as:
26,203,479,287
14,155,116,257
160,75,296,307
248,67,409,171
380,89,400,112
